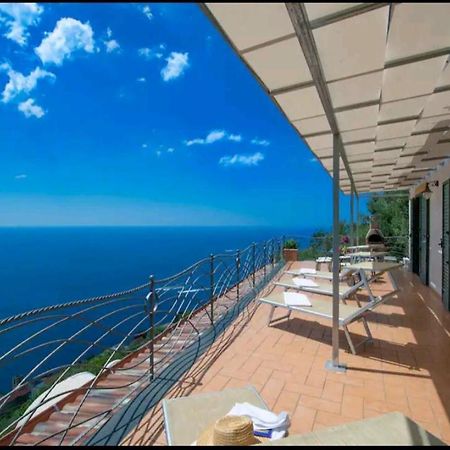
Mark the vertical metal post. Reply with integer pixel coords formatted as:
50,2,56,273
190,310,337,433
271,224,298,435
263,242,267,279
408,197,412,265
252,243,256,287
271,240,275,268
236,249,241,302
356,193,360,246
149,275,155,380
210,254,214,325
326,135,346,373
350,186,355,247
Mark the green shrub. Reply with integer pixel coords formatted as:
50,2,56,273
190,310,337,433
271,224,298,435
283,239,298,249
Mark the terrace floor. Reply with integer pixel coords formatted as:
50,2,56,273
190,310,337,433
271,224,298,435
121,260,450,445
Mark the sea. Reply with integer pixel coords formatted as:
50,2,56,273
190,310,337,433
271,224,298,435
0,226,316,392
0,226,316,319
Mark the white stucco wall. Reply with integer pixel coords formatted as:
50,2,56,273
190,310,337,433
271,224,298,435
409,160,450,296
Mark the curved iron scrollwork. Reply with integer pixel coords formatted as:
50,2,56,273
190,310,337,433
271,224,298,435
0,237,284,446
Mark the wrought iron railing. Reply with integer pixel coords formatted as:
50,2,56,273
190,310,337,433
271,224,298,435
0,237,284,446
284,233,409,262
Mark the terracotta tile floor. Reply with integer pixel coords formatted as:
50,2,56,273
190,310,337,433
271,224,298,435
121,261,450,445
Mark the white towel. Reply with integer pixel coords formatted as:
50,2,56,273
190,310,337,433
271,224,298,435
299,268,317,275
284,292,312,307
227,402,289,440
292,277,319,288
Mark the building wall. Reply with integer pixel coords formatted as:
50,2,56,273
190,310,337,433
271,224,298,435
409,160,450,296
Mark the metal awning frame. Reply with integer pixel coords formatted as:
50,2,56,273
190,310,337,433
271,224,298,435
199,2,449,372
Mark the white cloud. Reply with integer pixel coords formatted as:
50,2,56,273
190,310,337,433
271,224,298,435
137,77,146,83
185,130,242,146
251,138,270,146
138,47,151,59
228,134,242,142
141,5,153,20
103,27,120,53
138,45,164,60
206,130,225,144
156,150,162,157
161,51,189,81
167,147,174,153
219,152,264,167
0,3,43,46
142,143,148,148
15,173,27,179
185,138,204,146
35,17,95,65
18,98,45,118
309,157,318,163
104,38,120,53
1,63,55,103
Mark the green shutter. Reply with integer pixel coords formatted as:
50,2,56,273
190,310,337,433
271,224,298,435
418,196,429,285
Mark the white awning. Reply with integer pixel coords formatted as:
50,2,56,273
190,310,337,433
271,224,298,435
202,3,450,194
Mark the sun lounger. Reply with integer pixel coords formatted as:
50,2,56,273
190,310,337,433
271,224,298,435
315,256,332,271
258,289,396,354
347,261,402,291
281,262,401,305
274,273,365,305
162,385,268,446
315,256,351,271
258,412,445,446
284,267,355,282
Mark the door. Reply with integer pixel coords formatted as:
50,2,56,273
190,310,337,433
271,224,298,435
442,180,450,311
418,195,430,285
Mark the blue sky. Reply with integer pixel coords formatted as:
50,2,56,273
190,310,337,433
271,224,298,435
0,3,369,229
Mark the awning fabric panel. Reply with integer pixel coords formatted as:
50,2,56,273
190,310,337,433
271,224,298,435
204,2,450,193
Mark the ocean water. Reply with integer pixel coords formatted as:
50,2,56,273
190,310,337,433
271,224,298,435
0,226,314,319
0,227,315,391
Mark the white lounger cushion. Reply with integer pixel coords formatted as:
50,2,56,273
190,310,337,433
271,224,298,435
284,292,312,307
299,268,316,275
292,277,319,288
276,274,358,298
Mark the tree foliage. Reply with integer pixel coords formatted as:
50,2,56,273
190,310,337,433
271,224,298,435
299,192,409,261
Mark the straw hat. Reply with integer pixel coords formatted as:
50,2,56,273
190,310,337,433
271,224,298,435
196,415,268,446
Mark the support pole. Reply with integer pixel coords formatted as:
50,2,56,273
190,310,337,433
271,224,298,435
350,186,355,247
326,134,346,373
356,193,360,246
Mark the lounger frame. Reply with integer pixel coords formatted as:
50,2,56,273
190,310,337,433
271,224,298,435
274,276,368,305
261,297,375,355
259,267,400,354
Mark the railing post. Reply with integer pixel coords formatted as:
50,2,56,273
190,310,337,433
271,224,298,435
281,236,286,262
252,243,256,287
210,254,215,325
149,275,155,380
236,249,241,302
263,242,267,279
271,239,275,268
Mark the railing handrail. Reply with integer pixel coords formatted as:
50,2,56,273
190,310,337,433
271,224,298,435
0,237,285,326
